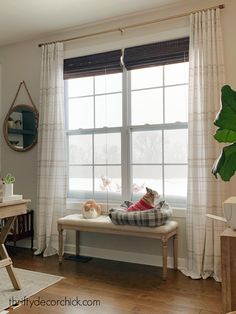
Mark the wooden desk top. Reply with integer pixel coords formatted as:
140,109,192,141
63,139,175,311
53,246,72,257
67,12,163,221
0,199,31,219
0,199,31,207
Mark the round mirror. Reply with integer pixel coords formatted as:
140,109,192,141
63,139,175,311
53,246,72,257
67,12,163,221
3,104,39,152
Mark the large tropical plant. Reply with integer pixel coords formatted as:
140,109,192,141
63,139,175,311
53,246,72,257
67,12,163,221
212,85,236,181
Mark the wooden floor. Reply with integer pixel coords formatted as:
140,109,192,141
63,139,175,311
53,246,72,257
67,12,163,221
6,248,222,314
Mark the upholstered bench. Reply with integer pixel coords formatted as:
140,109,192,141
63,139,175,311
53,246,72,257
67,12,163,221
57,214,178,280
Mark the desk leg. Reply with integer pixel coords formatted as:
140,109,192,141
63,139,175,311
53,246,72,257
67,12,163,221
0,217,21,290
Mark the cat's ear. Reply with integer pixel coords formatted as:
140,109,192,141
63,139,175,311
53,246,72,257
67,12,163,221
146,187,152,193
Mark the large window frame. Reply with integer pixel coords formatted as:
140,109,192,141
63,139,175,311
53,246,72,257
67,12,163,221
65,64,188,207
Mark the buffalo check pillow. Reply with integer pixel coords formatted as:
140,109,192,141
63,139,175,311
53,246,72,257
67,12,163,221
109,201,172,227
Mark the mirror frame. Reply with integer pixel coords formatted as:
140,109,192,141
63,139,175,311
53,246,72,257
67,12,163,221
3,104,39,152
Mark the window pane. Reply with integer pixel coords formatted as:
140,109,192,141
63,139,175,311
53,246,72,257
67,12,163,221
69,166,92,192
95,93,122,128
69,135,92,164
164,165,187,198
68,77,93,97
94,133,121,164
95,73,122,94
132,131,162,164
164,129,188,163
165,85,188,123
131,66,163,90
68,97,93,129
94,166,121,194
131,89,163,125
164,62,189,85
132,165,163,200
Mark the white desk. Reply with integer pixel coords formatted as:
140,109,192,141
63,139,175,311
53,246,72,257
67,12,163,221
0,199,30,290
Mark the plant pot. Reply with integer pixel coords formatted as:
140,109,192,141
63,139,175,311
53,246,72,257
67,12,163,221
3,183,13,197
223,197,236,230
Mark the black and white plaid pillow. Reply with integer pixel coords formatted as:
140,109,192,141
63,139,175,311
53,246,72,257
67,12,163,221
109,201,172,227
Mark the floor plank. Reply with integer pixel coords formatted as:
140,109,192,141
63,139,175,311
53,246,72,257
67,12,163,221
5,248,222,314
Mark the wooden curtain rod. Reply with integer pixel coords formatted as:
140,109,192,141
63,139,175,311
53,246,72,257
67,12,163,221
38,3,225,47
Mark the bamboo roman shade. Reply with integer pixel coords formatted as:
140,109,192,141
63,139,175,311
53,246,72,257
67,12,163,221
64,37,189,79
64,49,122,79
124,37,189,70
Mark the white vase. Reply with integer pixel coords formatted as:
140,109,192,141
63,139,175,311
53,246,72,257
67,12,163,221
3,183,13,197
223,196,236,230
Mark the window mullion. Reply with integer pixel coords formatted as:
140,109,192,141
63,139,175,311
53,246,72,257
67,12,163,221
126,122,188,132
121,68,130,201
92,76,95,197
162,65,165,199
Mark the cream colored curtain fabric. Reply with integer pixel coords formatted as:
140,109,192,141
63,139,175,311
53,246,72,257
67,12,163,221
35,43,67,257
183,8,229,281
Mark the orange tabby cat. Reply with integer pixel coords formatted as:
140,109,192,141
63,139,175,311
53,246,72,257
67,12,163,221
82,200,102,219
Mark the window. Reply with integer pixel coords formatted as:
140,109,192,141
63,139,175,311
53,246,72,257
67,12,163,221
130,63,188,207
66,73,123,201
65,38,189,207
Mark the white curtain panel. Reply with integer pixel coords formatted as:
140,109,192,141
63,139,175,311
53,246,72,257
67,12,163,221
184,8,230,281
35,43,67,257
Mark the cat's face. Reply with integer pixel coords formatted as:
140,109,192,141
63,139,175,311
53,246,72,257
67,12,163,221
82,200,102,219
144,187,159,205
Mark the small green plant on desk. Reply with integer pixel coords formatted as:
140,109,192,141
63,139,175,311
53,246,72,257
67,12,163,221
3,173,16,184
2,173,15,197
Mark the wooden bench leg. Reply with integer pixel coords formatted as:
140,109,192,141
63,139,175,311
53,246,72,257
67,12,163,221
173,232,178,271
58,225,63,264
76,231,80,255
162,237,168,280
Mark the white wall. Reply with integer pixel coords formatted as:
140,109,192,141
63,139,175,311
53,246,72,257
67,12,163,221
0,0,235,266
0,42,41,210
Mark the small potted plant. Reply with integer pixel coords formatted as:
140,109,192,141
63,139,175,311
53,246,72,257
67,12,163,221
2,173,15,197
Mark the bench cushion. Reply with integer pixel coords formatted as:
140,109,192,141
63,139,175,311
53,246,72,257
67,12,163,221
58,214,178,235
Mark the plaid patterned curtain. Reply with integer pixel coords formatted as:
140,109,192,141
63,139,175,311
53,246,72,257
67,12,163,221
34,43,67,257
182,8,230,281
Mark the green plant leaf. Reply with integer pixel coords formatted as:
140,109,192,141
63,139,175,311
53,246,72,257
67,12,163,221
214,85,236,132
212,142,236,181
214,128,236,143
